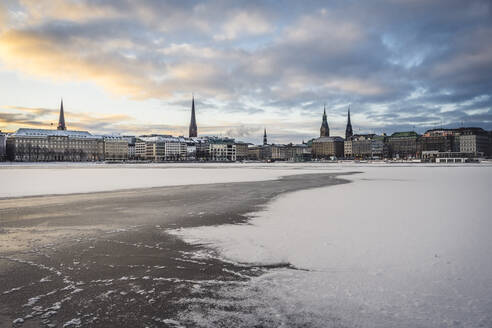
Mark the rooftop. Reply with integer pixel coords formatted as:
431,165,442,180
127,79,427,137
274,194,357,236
12,128,100,139
390,131,420,138
139,135,188,143
313,136,344,142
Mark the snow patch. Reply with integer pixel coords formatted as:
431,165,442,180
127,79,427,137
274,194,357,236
174,166,492,327
63,318,81,327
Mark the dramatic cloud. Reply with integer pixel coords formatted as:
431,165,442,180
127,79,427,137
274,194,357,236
0,0,491,142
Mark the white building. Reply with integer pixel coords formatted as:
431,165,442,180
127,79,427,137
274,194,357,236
121,136,136,160
135,139,146,160
103,136,129,161
459,134,489,155
6,128,104,161
139,135,188,161
209,138,236,161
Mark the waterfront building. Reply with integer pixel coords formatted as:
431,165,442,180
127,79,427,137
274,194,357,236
208,137,236,161
489,131,492,157
5,100,107,162
345,134,387,159
244,130,273,161
311,136,344,159
189,96,198,138
194,138,211,160
103,136,129,161
388,131,420,159
285,143,311,161
262,144,272,161
271,144,287,161
371,135,388,159
345,106,353,140
421,151,481,163
248,145,262,160
0,132,6,161
139,135,188,161
0,131,6,161
134,138,146,160
420,129,456,153
165,140,188,160
6,128,104,161
344,139,353,158
351,134,374,159
320,105,330,137
457,128,490,156
419,127,490,159
312,108,343,158
235,142,249,161
269,143,311,161
120,136,137,160
143,138,164,161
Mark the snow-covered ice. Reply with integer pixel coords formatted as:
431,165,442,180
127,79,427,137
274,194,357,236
173,165,492,327
0,162,339,198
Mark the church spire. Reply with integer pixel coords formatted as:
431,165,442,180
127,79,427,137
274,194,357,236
189,95,197,138
57,98,66,131
345,105,353,140
320,103,329,137
263,128,267,145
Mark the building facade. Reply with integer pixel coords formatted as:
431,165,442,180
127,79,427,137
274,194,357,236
6,128,104,162
419,127,491,158
371,135,388,159
388,131,420,159
0,132,6,161
312,136,344,158
135,139,146,160
420,129,456,153
103,136,129,161
209,138,236,161
121,136,137,160
194,138,210,160
235,142,249,161
248,145,262,160
140,135,188,161
351,134,374,158
271,144,286,161
344,139,353,158
458,129,489,156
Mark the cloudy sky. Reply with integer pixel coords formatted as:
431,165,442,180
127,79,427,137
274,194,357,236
0,0,491,143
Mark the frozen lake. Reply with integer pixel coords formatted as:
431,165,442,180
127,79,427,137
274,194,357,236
2,161,490,198
172,165,492,327
0,162,338,198
2,162,492,326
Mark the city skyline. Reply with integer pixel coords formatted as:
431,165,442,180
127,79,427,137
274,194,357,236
1,1,491,144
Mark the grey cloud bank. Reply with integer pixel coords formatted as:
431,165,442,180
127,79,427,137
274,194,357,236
0,0,491,141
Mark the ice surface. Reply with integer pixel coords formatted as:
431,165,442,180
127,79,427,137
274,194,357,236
3,161,490,198
0,162,341,198
173,166,492,327
63,318,81,327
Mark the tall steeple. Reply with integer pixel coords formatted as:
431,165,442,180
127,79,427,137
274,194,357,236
320,104,329,137
189,95,197,138
57,99,66,131
345,105,353,140
263,128,267,145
